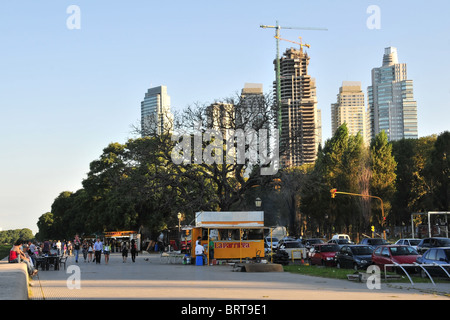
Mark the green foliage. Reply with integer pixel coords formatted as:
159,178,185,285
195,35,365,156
0,228,34,244
370,130,397,225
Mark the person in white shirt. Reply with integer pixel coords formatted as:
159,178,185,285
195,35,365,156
195,243,206,265
56,240,62,256
93,238,103,264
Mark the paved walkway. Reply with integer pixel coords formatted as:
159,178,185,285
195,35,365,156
29,252,450,300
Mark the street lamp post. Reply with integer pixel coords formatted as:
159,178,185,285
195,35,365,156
177,213,182,232
255,197,262,209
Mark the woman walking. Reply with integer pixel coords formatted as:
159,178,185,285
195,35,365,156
82,240,88,262
121,241,128,263
103,241,111,265
130,239,137,263
88,242,93,262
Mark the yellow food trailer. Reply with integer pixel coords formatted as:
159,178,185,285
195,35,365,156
190,211,268,262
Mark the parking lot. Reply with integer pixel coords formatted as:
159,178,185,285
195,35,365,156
269,235,450,284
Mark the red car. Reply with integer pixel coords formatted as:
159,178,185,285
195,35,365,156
310,243,340,266
372,245,420,272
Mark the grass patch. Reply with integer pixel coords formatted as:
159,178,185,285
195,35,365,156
0,244,11,261
283,263,449,284
284,264,350,280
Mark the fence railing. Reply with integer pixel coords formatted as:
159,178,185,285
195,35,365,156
383,262,450,286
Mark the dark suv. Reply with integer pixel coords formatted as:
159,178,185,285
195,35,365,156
359,238,389,248
416,237,450,255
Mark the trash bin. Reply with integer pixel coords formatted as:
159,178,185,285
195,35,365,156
196,256,203,266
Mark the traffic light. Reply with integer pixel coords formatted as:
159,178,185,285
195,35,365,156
371,226,375,232
330,188,337,198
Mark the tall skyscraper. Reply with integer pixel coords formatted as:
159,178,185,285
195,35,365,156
141,85,174,136
275,47,320,167
367,47,418,141
331,81,369,144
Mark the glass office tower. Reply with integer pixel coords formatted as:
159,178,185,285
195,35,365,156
367,47,418,141
141,85,174,136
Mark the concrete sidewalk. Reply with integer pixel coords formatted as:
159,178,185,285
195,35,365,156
28,252,450,300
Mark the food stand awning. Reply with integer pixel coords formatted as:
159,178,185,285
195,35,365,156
195,211,264,227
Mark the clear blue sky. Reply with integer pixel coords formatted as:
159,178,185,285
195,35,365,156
1,0,449,234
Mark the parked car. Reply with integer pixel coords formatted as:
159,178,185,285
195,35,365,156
327,238,352,247
416,237,450,255
359,238,389,248
301,238,325,257
278,241,308,260
335,245,374,270
331,234,351,241
310,243,340,266
415,247,450,278
301,238,324,248
276,238,297,249
372,245,420,272
395,238,421,250
265,237,279,250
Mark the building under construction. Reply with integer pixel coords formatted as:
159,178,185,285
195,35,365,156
275,47,320,167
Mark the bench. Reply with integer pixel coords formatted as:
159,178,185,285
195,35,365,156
160,252,185,264
59,256,68,270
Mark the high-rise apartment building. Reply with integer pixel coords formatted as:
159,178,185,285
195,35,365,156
141,85,174,136
238,83,266,130
331,81,369,144
367,47,418,141
206,102,235,138
275,47,320,167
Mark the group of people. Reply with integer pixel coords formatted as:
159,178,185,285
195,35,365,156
8,235,141,275
78,238,139,264
9,239,39,277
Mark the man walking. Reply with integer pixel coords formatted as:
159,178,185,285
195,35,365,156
94,238,103,264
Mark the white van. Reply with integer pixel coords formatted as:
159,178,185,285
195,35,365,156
331,234,351,241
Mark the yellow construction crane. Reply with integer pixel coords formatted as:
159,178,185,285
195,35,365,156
274,36,310,50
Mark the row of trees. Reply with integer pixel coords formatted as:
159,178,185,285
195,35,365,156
36,93,449,241
292,126,449,238
0,228,34,244
37,94,277,240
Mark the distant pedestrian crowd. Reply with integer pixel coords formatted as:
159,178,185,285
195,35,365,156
8,234,142,276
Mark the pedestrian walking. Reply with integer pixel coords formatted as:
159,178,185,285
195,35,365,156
103,241,111,265
73,236,81,263
88,242,93,262
82,240,88,262
130,239,137,263
56,240,62,256
94,238,103,264
121,241,128,263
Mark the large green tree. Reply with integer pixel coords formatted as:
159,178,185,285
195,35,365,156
370,131,397,227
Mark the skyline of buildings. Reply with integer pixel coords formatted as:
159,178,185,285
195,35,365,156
141,46,419,166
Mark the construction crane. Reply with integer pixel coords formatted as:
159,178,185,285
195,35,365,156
274,36,310,50
260,21,327,144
